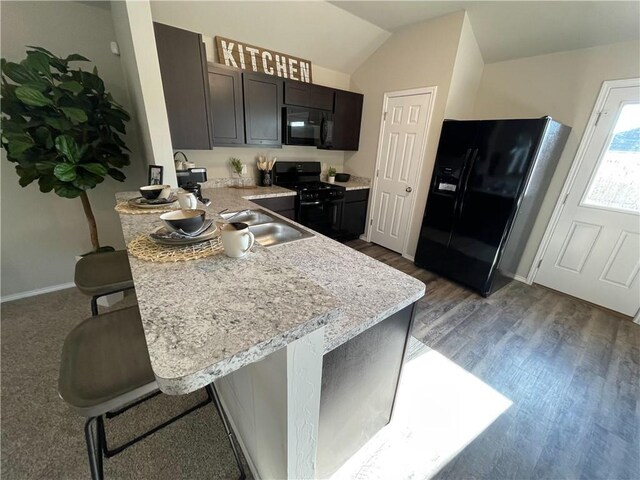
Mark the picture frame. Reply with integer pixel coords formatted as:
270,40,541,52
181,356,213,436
148,165,163,185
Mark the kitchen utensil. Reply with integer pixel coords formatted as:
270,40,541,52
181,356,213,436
148,223,218,246
160,209,206,233
335,173,351,182
220,222,255,258
127,196,178,209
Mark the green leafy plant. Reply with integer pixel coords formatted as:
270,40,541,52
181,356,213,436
230,157,243,175
1,46,131,253
328,166,337,177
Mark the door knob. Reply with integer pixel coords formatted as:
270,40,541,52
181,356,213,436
406,186,413,193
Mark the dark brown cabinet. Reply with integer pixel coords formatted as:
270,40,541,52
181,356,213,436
153,22,211,149
340,189,369,240
207,64,245,146
250,195,296,220
330,90,364,151
284,81,334,111
243,73,283,146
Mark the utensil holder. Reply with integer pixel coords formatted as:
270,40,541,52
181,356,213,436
259,170,273,187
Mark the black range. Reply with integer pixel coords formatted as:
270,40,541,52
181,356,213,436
273,162,345,239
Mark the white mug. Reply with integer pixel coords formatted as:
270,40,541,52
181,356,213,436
221,223,255,258
177,192,198,210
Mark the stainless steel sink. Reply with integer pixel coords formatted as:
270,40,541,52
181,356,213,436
248,222,314,247
220,209,275,225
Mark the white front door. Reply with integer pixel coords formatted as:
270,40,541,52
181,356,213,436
535,81,640,316
370,90,433,253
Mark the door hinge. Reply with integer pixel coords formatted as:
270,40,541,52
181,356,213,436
376,169,379,177
383,111,387,121
537,258,543,269
594,110,607,127
561,193,569,205
370,218,373,226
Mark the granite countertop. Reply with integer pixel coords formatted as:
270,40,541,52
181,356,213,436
116,186,424,394
322,175,371,191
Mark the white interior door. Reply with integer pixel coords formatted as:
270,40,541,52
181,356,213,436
370,90,432,253
535,82,640,316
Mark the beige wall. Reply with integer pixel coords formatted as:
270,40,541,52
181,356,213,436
445,12,484,119
1,1,146,299
474,40,640,277
347,11,466,257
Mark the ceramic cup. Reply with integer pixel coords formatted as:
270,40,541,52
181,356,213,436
140,184,172,200
177,192,198,210
221,222,255,258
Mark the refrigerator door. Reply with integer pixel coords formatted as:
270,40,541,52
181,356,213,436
415,120,478,272
447,119,547,294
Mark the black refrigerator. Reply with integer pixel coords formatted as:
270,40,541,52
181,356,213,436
414,117,571,296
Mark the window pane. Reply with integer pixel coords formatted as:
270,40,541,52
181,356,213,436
584,103,640,213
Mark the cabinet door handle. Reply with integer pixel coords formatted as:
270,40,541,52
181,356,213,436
406,186,413,193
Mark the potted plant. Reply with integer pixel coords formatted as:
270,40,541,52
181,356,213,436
327,166,337,184
230,157,244,187
1,46,131,254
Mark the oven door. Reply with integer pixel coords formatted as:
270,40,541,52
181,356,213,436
284,107,324,146
298,198,343,238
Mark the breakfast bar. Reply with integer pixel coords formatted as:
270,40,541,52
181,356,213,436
116,186,425,479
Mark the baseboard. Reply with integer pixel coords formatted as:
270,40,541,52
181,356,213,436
513,275,529,284
402,253,415,262
1,282,75,303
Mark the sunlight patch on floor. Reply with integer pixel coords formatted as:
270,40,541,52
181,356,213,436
329,338,512,480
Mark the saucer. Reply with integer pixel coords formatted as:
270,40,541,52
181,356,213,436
128,195,178,209
148,224,218,246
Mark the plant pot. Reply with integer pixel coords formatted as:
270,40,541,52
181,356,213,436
328,176,335,184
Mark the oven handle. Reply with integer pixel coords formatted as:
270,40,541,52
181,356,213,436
300,200,324,206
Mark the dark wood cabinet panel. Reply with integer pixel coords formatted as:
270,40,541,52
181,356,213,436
340,189,369,239
331,90,364,151
153,22,211,150
250,195,295,213
284,81,334,111
207,64,245,145
243,73,283,146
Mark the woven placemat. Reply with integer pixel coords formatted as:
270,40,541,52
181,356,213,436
128,234,224,262
115,201,178,215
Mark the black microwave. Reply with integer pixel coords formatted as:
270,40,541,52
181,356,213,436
283,106,333,148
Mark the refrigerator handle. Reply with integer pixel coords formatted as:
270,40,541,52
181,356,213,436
456,148,479,216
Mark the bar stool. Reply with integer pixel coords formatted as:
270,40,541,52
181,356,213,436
58,306,246,480
74,250,135,316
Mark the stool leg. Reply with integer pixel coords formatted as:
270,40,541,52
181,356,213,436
206,384,246,480
90,296,99,316
84,417,104,480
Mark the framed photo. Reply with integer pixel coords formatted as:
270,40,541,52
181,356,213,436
148,165,163,185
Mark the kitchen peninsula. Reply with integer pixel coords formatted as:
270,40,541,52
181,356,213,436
116,186,425,479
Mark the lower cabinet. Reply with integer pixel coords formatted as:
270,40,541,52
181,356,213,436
340,189,369,240
250,195,296,220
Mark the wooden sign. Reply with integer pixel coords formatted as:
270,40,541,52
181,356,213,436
215,36,312,83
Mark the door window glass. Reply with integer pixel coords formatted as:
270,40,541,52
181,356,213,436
583,103,640,213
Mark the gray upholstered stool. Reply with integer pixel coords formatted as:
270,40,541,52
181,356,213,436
74,250,135,316
58,306,246,480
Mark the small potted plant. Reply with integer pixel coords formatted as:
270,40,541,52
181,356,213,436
327,166,337,184
230,157,244,187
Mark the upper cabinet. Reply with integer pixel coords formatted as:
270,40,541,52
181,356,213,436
154,22,363,151
243,73,283,146
153,22,211,150
284,81,334,111
207,64,245,146
330,89,364,151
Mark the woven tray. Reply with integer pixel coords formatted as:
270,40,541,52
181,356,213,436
115,201,178,215
128,234,224,262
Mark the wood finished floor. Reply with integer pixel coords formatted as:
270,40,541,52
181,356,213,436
346,239,639,480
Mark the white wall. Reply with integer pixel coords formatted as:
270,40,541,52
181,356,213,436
445,12,484,119
473,40,640,277
347,12,466,256
1,1,146,299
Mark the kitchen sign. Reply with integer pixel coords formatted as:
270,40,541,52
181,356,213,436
215,36,313,83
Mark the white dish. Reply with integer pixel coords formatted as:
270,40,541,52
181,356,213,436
148,224,218,246
128,196,178,209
